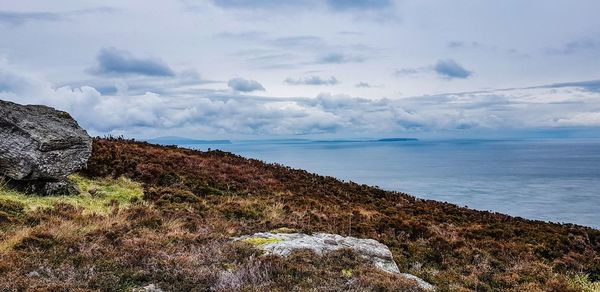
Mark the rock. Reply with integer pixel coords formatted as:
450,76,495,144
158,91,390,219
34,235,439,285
132,284,163,292
26,271,40,278
401,273,436,291
0,100,92,195
4,179,81,196
235,232,434,291
41,181,81,196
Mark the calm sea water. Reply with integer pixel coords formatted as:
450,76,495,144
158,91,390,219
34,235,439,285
181,139,600,229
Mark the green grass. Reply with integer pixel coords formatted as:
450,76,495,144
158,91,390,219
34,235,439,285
0,174,143,215
566,274,600,292
341,268,353,278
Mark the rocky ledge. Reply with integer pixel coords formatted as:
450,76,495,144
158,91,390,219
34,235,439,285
236,232,435,291
0,100,92,195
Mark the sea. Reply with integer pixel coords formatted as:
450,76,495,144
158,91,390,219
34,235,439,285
170,139,600,229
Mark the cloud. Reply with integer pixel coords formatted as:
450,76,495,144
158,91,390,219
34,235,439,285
394,67,427,76
447,41,482,49
1,65,349,136
547,38,600,55
214,31,266,41
284,76,339,86
325,0,393,11
0,11,61,26
538,80,600,92
210,0,308,10
434,59,472,79
210,0,392,12
68,69,215,96
316,53,365,64
554,112,600,126
216,31,376,70
355,82,382,88
228,77,266,92
0,8,114,26
271,36,324,49
394,59,472,79
88,47,175,77
5,62,600,139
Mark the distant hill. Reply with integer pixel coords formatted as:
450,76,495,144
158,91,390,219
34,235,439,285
375,138,419,142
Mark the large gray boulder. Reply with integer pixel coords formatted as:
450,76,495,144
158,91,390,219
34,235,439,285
235,232,435,291
0,100,92,195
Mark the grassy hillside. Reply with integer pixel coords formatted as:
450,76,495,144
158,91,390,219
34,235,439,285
1,138,599,291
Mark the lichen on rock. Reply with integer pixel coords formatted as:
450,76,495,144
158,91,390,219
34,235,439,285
235,231,435,291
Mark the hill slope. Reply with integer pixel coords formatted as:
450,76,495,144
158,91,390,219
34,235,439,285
1,138,599,291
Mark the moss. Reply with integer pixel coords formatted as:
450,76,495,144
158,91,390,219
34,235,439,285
341,268,353,278
0,174,143,215
242,237,283,246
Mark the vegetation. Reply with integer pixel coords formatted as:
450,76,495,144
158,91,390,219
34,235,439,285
0,137,599,291
0,174,143,215
566,274,600,292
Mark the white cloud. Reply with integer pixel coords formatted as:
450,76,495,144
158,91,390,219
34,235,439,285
554,112,600,126
3,63,600,139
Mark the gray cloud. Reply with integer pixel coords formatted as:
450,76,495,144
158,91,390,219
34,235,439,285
547,38,600,55
0,11,60,26
326,0,393,11
447,41,482,49
271,36,324,49
216,31,324,49
434,59,472,79
214,31,266,41
395,59,472,79
216,31,377,70
539,80,600,92
68,69,215,96
394,67,427,76
210,0,392,12
228,77,266,92
210,0,308,9
285,76,339,86
89,47,175,77
0,8,114,26
316,52,365,64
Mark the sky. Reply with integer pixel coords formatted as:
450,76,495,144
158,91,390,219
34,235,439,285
1,0,600,139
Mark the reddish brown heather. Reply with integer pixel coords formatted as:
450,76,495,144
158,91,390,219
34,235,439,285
0,137,598,291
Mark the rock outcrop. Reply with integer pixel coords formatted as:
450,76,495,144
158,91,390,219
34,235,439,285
236,232,435,291
0,100,92,195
